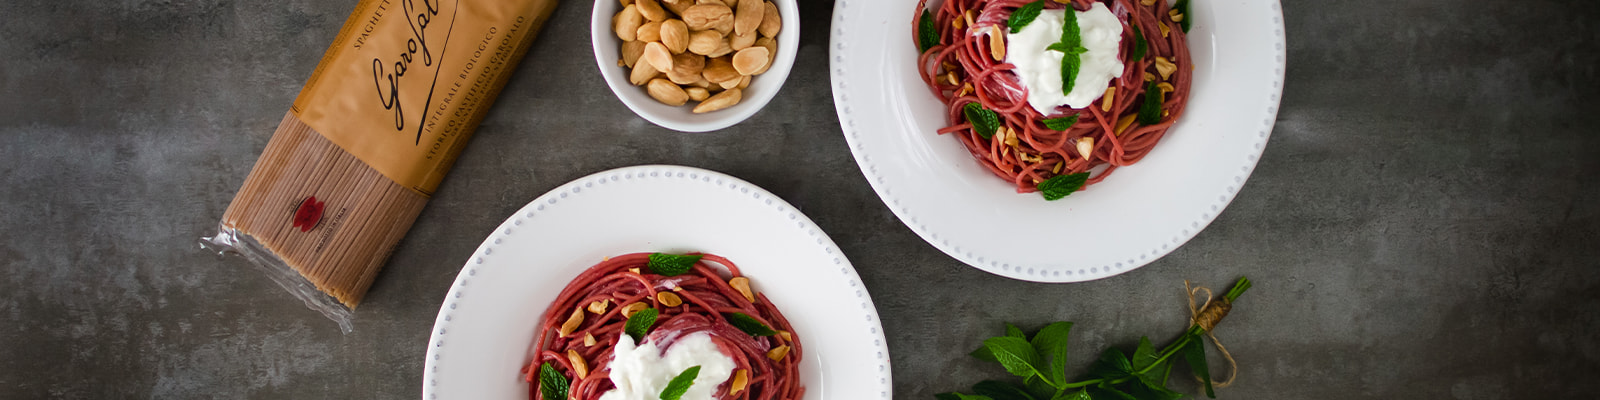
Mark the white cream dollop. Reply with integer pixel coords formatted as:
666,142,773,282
1002,3,1125,115
598,332,735,400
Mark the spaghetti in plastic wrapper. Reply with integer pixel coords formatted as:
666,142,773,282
201,0,559,332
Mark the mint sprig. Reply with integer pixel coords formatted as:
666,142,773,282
1037,172,1089,201
625,307,658,342
1047,6,1086,94
964,103,1002,139
1042,114,1079,131
647,253,701,276
538,362,568,400
919,9,940,52
1007,1,1045,33
955,278,1254,400
659,365,701,400
726,312,778,337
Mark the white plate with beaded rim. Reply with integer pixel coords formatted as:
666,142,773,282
829,0,1285,282
421,165,892,399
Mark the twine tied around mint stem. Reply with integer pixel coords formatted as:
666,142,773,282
1185,277,1253,389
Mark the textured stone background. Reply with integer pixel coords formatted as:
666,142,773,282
2,0,1598,398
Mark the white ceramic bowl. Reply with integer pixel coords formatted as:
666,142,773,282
592,0,800,132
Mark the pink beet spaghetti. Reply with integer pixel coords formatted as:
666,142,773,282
915,0,1194,198
523,252,803,400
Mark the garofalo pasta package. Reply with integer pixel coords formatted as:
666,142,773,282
203,0,559,332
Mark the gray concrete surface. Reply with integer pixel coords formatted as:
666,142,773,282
2,0,1598,398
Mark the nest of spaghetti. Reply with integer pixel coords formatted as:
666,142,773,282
915,0,1194,194
524,252,803,400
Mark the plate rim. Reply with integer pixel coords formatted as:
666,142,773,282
419,164,893,400
827,0,1287,282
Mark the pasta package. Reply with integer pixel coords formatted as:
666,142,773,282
203,0,559,332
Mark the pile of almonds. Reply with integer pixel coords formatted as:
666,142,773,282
613,0,781,113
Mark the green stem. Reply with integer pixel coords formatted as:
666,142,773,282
1054,277,1252,391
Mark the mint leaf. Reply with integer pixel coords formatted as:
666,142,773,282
625,307,658,342
1008,1,1045,33
1183,337,1214,398
1006,322,1026,339
1042,115,1079,131
1130,24,1148,61
1087,348,1132,380
1175,0,1192,32
659,365,701,400
1026,377,1058,400
1061,51,1081,94
1137,80,1164,125
919,9,940,52
538,362,569,400
647,253,701,276
983,336,1045,380
1131,336,1159,373
1045,43,1087,55
1028,322,1073,387
972,346,1000,363
974,380,1038,400
726,312,778,337
1051,389,1092,400
1037,172,1089,201
964,103,1002,139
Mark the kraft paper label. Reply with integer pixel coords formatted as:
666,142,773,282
291,0,557,195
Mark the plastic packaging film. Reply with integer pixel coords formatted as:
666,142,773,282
201,0,559,332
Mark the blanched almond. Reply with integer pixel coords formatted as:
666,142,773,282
615,5,643,41
660,19,690,53
682,4,734,31
693,88,741,113
729,369,749,395
732,47,769,75
686,87,710,101
989,25,1005,61
567,349,589,379
662,0,693,15
637,0,668,21
630,61,660,85
1076,137,1094,160
766,344,791,361
735,0,763,35
667,69,701,85
559,307,584,337
688,30,724,55
730,30,756,50
736,75,750,89
708,40,734,58
672,53,706,75
759,2,781,37
1100,88,1115,112
636,21,662,43
718,76,740,90
1154,57,1177,80
647,78,689,106
644,41,674,72
584,332,597,346
656,291,684,307
587,299,610,314
752,37,777,75
621,40,646,68
728,276,755,302
713,15,735,35
620,302,650,318
1114,114,1137,135
702,56,740,83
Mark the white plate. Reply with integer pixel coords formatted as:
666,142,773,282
421,165,891,399
829,0,1285,282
